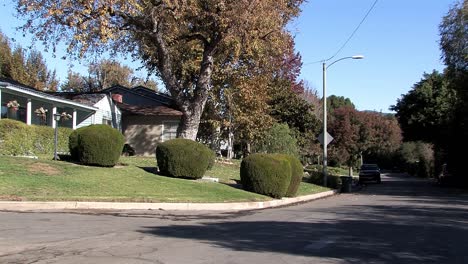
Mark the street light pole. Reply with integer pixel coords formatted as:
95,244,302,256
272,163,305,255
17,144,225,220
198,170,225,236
322,62,328,187
322,55,364,187
53,113,61,160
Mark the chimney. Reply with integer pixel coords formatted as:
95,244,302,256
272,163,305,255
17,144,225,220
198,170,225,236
112,93,123,103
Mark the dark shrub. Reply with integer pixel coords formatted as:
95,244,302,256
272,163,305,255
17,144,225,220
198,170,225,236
122,143,136,156
327,175,342,189
240,153,292,198
69,126,87,161
274,154,303,197
305,167,342,189
156,138,215,179
72,125,125,167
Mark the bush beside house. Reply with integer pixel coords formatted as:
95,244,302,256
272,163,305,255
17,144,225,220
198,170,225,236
69,125,125,167
0,119,72,156
156,138,215,179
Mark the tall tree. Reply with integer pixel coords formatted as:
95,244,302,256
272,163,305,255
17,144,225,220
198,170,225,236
0,31,58,90
61,61,159,92
25,49,59,91
16,0,304,140
390,71,455,143
327,95,355,114
60,70,88,92
329,107,402,167
9,47,28,84
87,59,134,90
440,0,468,77
438,0,468,181
0,32,13,78
301,83,323,120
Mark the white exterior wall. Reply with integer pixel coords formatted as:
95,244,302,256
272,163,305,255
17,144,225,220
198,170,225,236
77,115,94,128
77,96,122,131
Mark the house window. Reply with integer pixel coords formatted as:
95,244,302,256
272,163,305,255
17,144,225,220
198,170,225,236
163,122,178,141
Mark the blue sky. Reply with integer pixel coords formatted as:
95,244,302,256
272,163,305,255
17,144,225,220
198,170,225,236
0,0,457,112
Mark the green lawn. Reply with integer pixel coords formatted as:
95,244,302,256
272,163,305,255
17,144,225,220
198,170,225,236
0,155,330,203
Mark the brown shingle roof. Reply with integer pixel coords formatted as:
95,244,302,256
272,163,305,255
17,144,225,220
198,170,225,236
116,102,182,116
64,94,106,106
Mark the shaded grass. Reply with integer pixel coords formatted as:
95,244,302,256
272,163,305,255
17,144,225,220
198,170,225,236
206,160,242,184
0,156,330,202
296,181,331,196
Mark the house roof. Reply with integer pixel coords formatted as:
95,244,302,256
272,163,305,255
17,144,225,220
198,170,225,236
102,85,175,106
0,77,97,111
116,102,183,116
132,86,173,100
55,94,107,107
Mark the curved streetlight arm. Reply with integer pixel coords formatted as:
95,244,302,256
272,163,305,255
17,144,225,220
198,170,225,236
326,55,364,69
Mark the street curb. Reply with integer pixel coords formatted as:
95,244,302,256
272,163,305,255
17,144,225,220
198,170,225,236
0,190,338,212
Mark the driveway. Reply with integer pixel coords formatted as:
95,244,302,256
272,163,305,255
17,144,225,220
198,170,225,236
1,173,467,263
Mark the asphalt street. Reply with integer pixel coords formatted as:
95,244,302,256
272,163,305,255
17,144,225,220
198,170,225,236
1,173,467,264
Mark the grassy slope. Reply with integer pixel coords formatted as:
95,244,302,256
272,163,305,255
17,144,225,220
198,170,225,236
0,156,330,202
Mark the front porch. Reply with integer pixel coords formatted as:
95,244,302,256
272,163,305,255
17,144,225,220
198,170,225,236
0,79,96,129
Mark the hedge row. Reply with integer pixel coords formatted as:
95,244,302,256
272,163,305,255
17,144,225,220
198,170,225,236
0,119,72,156
240,153,303,198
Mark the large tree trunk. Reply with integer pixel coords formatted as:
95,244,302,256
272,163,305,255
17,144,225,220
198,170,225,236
148,12,217,141
175,47,215,140
177,103,206,140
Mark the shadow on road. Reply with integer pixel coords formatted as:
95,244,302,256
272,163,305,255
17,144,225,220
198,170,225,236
138,173,468,264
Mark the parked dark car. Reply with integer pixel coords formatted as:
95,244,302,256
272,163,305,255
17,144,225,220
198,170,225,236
359,164,381,184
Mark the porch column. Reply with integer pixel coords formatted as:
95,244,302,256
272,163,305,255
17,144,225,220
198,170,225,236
26,99,32,125
52,106,57,128
72,109,77,129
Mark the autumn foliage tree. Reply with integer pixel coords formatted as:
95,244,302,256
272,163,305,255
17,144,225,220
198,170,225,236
0,31,58,91
328,107,402,168
15,0,304,140
61,59,159,92
268,38,321,159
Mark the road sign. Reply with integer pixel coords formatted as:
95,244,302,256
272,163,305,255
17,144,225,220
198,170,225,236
318,132,334,146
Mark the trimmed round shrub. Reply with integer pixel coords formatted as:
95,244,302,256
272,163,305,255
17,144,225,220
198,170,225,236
70,125,125,167
274,154,304,197
156,138,215,179
240,153,292,198
69,126,88,161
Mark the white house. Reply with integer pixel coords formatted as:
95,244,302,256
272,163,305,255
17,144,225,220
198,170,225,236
1,78,182,156
0,78,125,131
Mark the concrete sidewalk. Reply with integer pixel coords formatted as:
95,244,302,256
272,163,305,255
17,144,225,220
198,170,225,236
0,190,338,212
